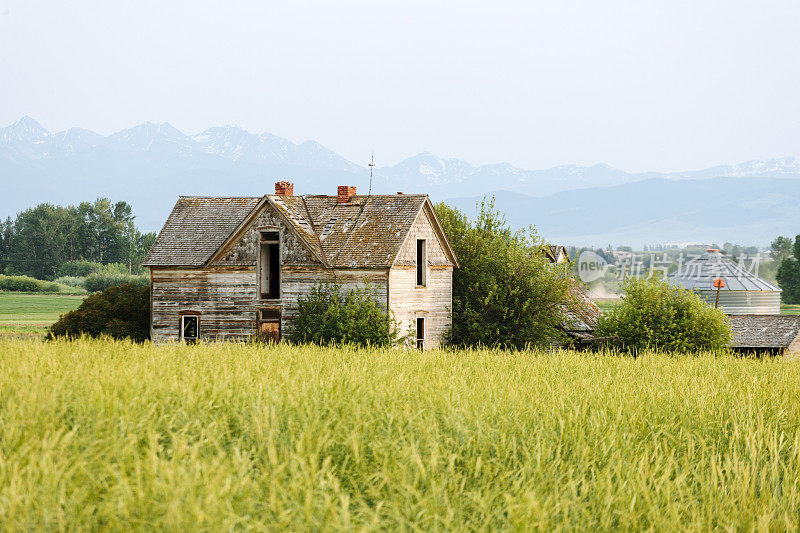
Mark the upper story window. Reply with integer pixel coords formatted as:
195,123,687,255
259,231,280,299
416,239,427,287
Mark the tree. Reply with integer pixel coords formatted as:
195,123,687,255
596,276,731,353
4,198,151,279
46,283,150,342
6,203,76,279
794,235,800,265
0,217,11,273
291,282,401,347
770,236,793,263
129,231,156,274
774,235,800,304
435,200,576,350
777,259,800,304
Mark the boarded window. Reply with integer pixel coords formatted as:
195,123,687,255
257,308,281,343
416,239,426,287
260,231,280,299
416,317,425,350
181,315,199,343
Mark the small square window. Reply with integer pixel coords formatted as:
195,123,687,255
181,315,199,343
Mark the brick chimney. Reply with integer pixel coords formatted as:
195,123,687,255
337,185,357,203
275,181,294,195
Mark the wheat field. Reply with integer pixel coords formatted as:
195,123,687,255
1,339,799,531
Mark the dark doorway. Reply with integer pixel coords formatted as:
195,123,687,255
260,231,280,299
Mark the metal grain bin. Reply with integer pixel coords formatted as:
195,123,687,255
667,250,781,315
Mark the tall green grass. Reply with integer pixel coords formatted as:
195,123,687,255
1,339,799,530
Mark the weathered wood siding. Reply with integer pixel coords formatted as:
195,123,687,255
149,196,453,345
150,266,388,342
214,205,320,267
786,333,800,358
389,206,454,349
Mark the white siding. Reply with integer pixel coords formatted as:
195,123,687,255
388,206,454,349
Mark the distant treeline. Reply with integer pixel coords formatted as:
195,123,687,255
0,199,155,280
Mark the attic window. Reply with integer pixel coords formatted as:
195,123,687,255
259,231,280,299
416,239,427,287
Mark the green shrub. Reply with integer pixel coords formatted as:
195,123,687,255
47,283,150,342
596,276,731,353
54,276,86,289
291,282,401,347
57,260,103,278
84,272,149,293
0,274,61,293
435,200,576,349
99,263,132,275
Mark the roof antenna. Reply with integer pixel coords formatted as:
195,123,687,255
368,152,375,196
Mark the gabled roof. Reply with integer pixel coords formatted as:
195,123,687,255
561,283,601,333
143,197,262,267
545,245,569,263
143,193,457,269
729,315,800,349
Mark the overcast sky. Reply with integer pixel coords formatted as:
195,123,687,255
1,0,799,173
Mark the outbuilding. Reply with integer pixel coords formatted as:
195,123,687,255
729,315,800,356
667,249,781,315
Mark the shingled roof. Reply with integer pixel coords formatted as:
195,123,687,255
729,315,800,349
143,193,452,269
143,197,262,267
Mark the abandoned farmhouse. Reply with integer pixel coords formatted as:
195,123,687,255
143,182,459,348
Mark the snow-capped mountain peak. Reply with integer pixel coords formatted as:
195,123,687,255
0,116,49,144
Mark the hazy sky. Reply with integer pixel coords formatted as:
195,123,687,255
2,0,799,173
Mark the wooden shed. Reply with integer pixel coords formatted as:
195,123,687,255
729,315,800,356
143,183,459,348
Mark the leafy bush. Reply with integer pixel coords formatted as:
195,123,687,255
435,200,576,349
54,276,86,289
47,283,150,342
0,274,61,293
291,282,401,347
57,260,103,278
596,276,731,353
84,272,149,293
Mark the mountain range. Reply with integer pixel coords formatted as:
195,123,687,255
2,116,799,246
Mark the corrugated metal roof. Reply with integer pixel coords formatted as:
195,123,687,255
730,315,800,348
667,251,780,292
143,193,443,269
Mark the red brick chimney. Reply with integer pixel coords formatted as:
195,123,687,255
275,181,294,195
337,185,357,203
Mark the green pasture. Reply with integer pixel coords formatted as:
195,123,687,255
0,293,85,337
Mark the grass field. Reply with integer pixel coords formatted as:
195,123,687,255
1,339,800,530
0,292,84,337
